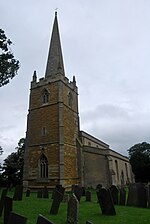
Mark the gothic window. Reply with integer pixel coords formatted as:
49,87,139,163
42,89,49,104
125,163,129,178
115,160,119,181
40,154,48,179
68,92,73,107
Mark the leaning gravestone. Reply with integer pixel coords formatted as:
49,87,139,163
7,211,27,224
110,185,118,205
36,214,55,224
127,183,138,206
97,188,116,215
119,188,126,206
0,188,8,216
50,189,64,214
4,196,13,224
13,185,23,201
85,191,92,202
51,185,65,201
67,194,79,224
43,186,49,198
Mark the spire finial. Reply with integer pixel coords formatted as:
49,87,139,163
55,8,58,16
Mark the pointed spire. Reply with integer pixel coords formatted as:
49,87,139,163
45,12,65,77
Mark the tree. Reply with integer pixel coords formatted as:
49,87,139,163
128,142,150,183
0,28,20,87
0,146,3,155
2,138,25,186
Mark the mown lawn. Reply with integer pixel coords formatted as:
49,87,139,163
0,189,150,224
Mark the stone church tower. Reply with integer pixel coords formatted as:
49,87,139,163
23,12,80,189
23,13,134,190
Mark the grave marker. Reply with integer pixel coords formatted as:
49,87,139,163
97,188,116,215
110,185,118,205
7,212,27,224
67,194,79,224
4,196,13,224
36,214,55,224
0,188,8,216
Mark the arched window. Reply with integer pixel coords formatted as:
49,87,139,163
115,160,119,181
42,89,49,104
68,92,73,107
125,163,128,178
40,154,48,178
121,170,124,186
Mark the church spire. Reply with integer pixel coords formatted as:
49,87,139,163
45,12,65,77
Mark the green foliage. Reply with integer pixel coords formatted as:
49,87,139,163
0,190,150,224
0,28,20,87
0,146,3,155
128,142,150,182
2,138,25,186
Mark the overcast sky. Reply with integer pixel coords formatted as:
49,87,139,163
1,0,150,162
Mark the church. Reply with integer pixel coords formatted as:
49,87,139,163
23,12,134,190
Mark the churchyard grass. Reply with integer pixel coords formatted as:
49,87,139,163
0,189,150,224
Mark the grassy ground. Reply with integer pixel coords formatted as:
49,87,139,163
0,190,150,224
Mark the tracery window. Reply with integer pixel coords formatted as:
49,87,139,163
42,89,49,104
115,160,119,181
40,154,48,178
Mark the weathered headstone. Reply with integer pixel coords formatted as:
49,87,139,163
110,185,118,205
127,183,147,208
73,185,83,202
50,189,64,214
97,188,116,215
37,190,43,198
82,187,86,196
119,188,126,206
67,194,79,224
7,212,27,224
26,189,30,197
43,186,49,198
13,185,23,201
85,191,92,202
51,185,65,201
0,188,8,216
36,214,55,224
137,183,147,208
4,196,13,224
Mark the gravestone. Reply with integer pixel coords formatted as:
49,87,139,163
127,184,138,206
73,185,83,202
0,188,8,216
82,187,86,196
36,214,55,224
85,191,92,202
147,184,150,208
26,189,30,197
13,185,23,201
4,196,13,224
37,190,43,198
43,186,49,198
110,185,118,205
137,183,147,208
7,212,27,224
127,183,147,207
50,189,64,214
119,188,126,206
97,188,116,215
52,185,65,201
67,194,79,224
